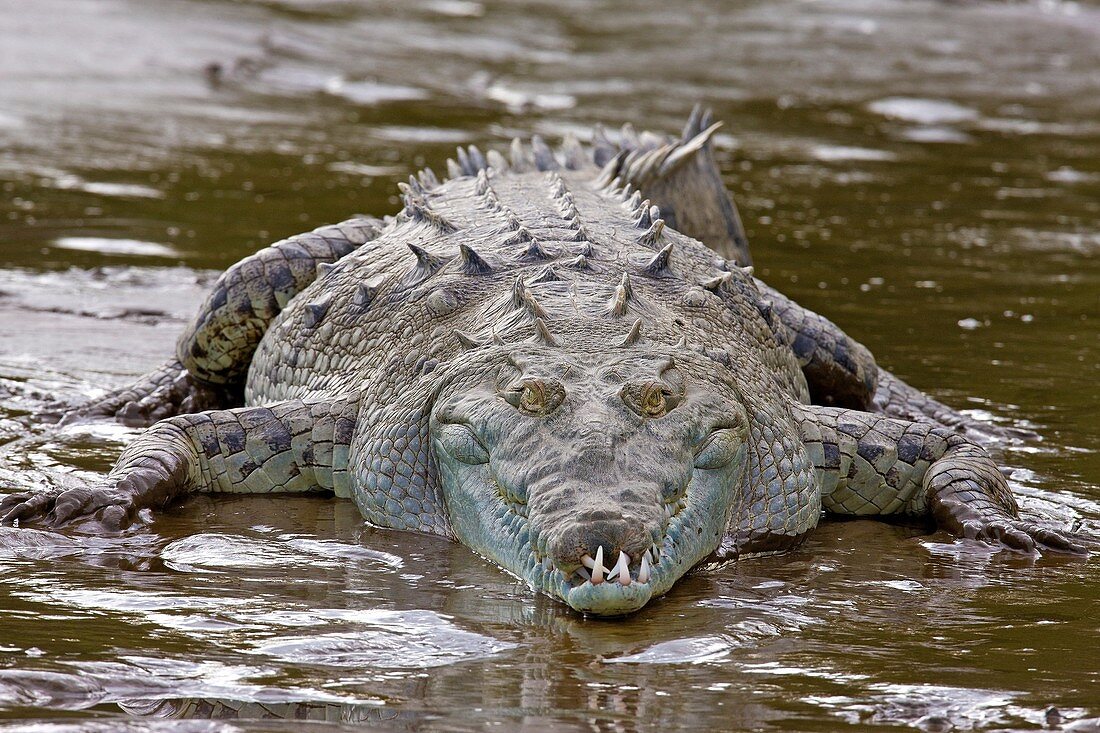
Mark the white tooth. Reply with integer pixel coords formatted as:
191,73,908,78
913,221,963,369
605,550,627,581
592,546,605,585
576,566,591,581
581,554,595,569
639,554,650,583
616,551,631,586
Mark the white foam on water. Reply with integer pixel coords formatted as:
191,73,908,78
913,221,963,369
52,238,176,258
868,97,980,125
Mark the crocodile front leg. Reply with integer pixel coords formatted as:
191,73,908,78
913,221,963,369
66,216,383,427
716,404,823,559
2,396,358,529
792,403,1085,554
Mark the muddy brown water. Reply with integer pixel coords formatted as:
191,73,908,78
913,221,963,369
0,0,1098,730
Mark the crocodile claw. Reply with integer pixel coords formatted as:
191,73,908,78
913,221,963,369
958,517,1088,556
0,484,143,531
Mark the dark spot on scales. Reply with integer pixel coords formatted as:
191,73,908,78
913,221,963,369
792,333,815,359
238,460,259,479
269,264,295,291
210,287,228,312
837,422,862,438
334,417,356,445
857,441,885,463
199,431,220,459
262,421,293,453
218,423,246,454
896,435,921,464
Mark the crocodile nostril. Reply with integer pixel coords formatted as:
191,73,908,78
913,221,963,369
578,507,621,523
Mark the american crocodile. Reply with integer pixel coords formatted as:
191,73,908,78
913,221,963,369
0,108,1085,616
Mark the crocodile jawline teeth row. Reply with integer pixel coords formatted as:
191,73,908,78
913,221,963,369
574,545,658,587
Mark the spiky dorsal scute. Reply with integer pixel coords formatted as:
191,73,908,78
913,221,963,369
467,145,488,172
519,238,554,262
641,243,675,278
633,200,655,228
399,184,458,234
529,265,565,284
637,219,666,248
558,193,580,222
454,145,489,177
502,226,533,247
531,136,559,171
618,319,644,347
510,138,534,172
454,329,484,350
405,242,447,285
625,190,642,212
591,124,617,166
511,277,549,320
546,171,569,199
303,292,334,329
703,271,734,292
607,272,633,317
417,167,440,188
487,149,509,171
458,243,492,275
591,107,722,192
533,317,558,346
475,169,492,196
353,280,380,309
560,133,588,170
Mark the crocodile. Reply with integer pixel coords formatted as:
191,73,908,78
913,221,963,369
0,108,1085,616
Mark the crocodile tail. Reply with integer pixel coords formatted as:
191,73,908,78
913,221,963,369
591,105,752,266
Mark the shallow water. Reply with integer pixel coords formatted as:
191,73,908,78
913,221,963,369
1,0,1099,730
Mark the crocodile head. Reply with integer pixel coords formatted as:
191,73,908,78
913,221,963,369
430,343,749,616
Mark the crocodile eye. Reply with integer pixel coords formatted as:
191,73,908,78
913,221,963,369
501,378,564,416
622,381,680,418
438,424,489,465
694,429,741,470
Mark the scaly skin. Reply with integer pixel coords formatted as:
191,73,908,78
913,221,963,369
1,108,1086,617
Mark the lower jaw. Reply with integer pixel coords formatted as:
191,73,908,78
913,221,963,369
561,579,656,616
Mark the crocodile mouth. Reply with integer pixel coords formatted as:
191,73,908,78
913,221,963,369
518,488,692,616
481,464,700,615
560,544,661,615
527,544,664,616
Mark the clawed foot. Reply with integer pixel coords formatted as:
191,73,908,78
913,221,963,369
0,485,144,531
59,358,236,428
956,516,1088,556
